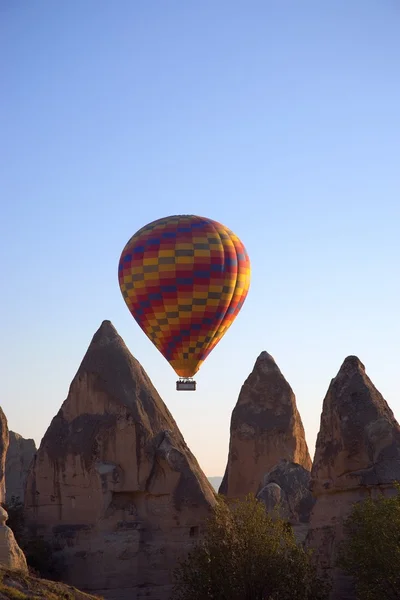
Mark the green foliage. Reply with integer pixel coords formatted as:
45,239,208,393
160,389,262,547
0,566,102,599
173,494,328,600
337,484,400,600
0,586,30,599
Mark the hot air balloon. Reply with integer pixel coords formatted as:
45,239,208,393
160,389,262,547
118,214,251,390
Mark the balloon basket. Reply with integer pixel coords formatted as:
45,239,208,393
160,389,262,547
176,379,197,391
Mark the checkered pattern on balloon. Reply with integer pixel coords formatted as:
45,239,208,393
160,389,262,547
118,215,251,385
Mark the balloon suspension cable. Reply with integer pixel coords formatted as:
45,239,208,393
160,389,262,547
176,378,196,391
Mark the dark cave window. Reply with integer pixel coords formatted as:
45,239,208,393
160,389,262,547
189,526,199,537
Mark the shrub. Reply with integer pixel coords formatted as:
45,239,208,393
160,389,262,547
337,484,400,600
173,494,328,600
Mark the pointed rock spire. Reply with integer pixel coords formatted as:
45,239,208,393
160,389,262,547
219,351,311,499
312,355,400,494
307,356,400,599
25,320,215,600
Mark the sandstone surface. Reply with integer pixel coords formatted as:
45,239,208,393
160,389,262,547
0,506,27,572
257,459,314,543
5,431,36,503
24,320,216,600
307,356,400,599
220,351,311,499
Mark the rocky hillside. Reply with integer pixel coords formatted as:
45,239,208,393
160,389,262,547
0,567,102,599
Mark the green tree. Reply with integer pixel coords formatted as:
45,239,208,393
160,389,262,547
173,494,328,600
338,485,400,600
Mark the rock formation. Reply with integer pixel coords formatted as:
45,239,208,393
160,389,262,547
0,407,28,573
0,565,102,599
24,320,216,600
219,351,311,499
0,408,8,505
307,356,400,599
0,506,28,572
6,431,36,503
257,459,314,543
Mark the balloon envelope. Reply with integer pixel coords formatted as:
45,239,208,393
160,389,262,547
118,215,251,378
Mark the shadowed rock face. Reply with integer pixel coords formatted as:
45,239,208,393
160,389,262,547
6,432,36,503
24,320,216,600
0,408,8,505
219,351,311,499
0,408,28,573
257,459,314,544
307,356,400,600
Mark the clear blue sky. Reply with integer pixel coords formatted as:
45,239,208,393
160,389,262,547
1,1,400,476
